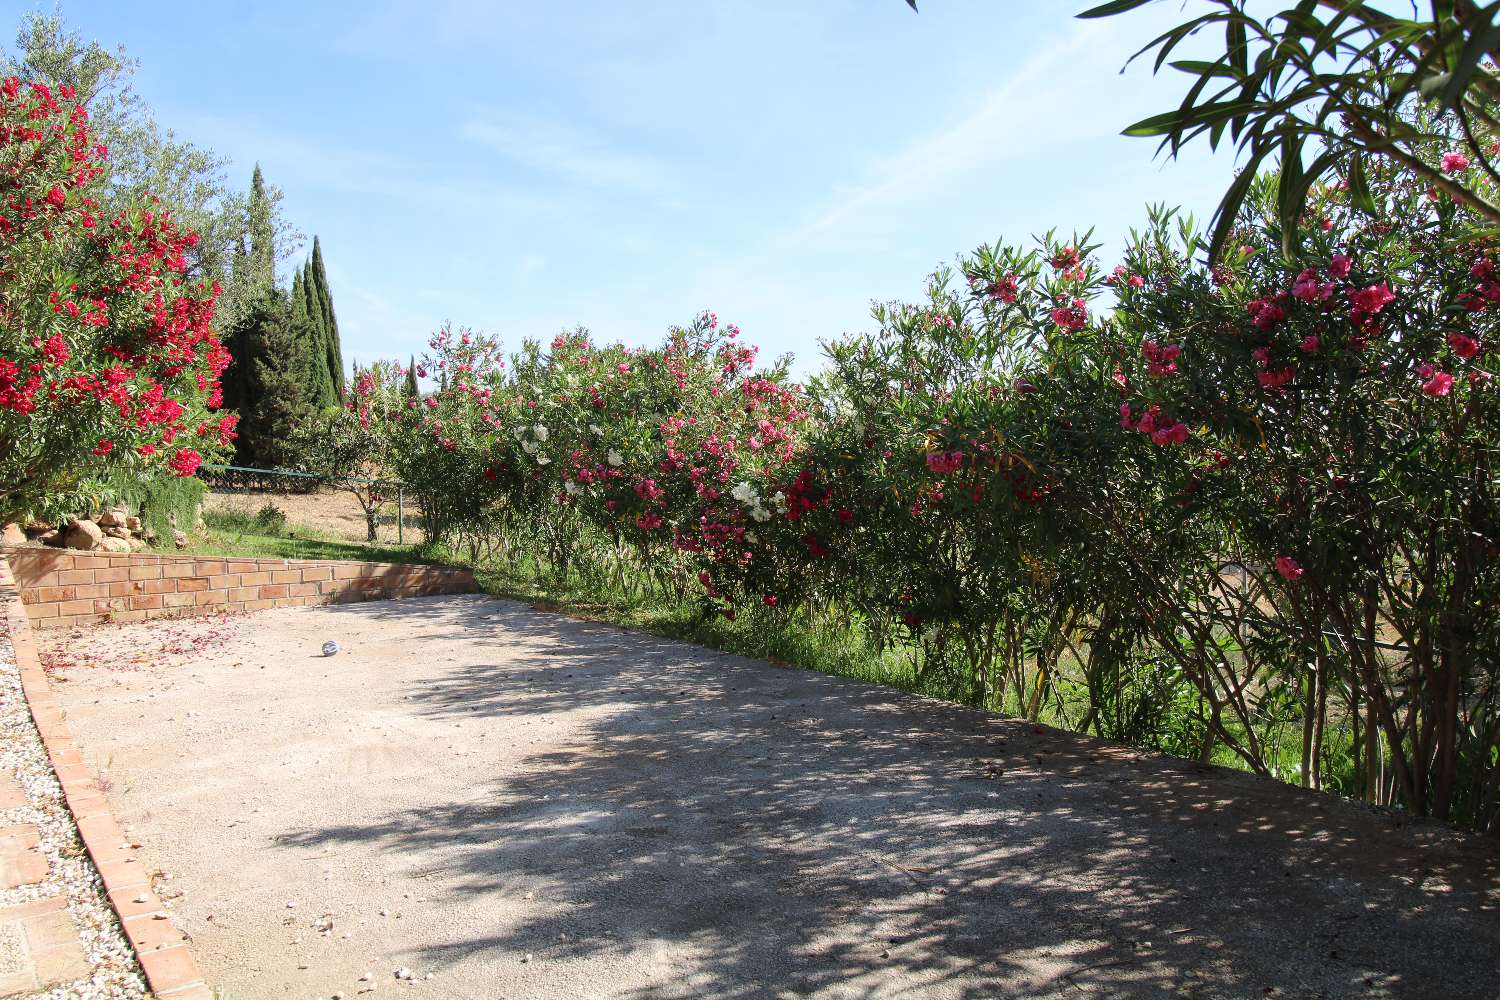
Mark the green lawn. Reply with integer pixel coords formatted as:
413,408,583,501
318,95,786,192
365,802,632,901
179,510,447,566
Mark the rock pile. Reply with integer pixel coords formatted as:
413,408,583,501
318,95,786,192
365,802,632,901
1,507,201,553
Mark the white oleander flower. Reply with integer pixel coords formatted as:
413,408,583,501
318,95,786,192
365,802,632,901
731,481,756,504
564,480,580,495
771,491,788,513
751,506,771,523
589,424,605,436
536,454,550,466
607,449,624,467
533,424,549,441
521,439,539,455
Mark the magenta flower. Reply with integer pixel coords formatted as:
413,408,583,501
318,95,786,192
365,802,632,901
1423,371,1456,397
1275,556,1305,582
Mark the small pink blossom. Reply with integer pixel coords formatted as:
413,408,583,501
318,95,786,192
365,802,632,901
1423,371,1456,397
1275,556,1304,582
1442,151,1471,174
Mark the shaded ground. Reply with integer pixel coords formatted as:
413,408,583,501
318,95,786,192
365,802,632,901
38,596,1500,999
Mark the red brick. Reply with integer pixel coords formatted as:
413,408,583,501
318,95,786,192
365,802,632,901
229,586,259,602
239,571,271,586
59,599,95,616
161,562,197,578
110,610,148,623
258,584,289,600
300,566,333,583
93,567,129,583
92,598,129,614
27,603,59,620
161,592,195,609
289,582,318,597
176,577,209,593
128,565,161,581
208,574,238,590
73,583,108,600
33,586,75,603
128,594,162,611
58,569,94,586
271,569,301,584
194,589,227,607
226,561,257,574
137,945,203,996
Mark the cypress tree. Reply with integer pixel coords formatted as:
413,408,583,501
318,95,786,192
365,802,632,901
308,237,345,401
229,290,314,467
404,355,419,399
246,165,274,285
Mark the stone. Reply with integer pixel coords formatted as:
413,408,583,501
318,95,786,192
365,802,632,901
0,523,23,546
127,537,148,552
173,530,188,549
125,515,142,532
96,508,127,528
38,531,62,548
23,522,51,537
63,520,103,551
105,526,130,540
98,536,131,553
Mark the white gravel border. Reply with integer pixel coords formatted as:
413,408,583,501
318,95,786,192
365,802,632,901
0,616,147,1000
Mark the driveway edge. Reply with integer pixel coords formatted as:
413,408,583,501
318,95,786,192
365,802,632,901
0,555,212,1000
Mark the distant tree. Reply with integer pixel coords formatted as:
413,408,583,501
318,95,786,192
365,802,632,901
404,355,420,399
225,291,314,468
308,236,346,402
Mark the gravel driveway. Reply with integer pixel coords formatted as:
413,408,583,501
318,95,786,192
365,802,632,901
39,595,1500,999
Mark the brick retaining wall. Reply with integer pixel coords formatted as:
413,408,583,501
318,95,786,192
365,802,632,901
1,547,477,629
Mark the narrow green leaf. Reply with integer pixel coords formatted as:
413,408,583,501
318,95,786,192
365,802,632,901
1076,0,1153,18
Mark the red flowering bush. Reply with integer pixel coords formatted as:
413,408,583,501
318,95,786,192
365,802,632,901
0,78,233,519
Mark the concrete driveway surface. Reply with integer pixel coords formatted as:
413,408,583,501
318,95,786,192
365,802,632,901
36,595,1500,999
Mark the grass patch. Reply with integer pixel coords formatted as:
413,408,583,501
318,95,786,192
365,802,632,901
176,510,449,566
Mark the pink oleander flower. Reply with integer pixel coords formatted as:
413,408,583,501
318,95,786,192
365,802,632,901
925,450,965,474
1275,556,1304,582
1329,254,1352,279
1448,333,1481,360
1442,151,1472,174
1350,283,1395,314
1423,371,1456,397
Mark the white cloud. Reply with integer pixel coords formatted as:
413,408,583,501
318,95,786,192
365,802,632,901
460,112,671,197
798,17,1106,239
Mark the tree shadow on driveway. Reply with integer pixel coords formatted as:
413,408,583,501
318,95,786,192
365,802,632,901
280,597,1500,999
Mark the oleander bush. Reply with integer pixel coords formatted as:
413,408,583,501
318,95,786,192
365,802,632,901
0,78,235,522
345,140,1498,831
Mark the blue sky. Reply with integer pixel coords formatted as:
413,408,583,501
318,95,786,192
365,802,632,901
44,0,1231,374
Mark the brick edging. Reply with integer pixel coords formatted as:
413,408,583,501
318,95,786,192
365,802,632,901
0,556,211,1000
2,546,478,629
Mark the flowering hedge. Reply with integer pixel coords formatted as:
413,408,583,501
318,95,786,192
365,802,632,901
348,146,1496,830
0,78,233,520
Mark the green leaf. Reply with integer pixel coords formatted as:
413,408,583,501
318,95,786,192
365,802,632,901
1076,0,1153,18
1347,152,1376,214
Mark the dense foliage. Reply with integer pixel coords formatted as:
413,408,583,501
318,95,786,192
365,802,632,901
344,146,1499,832
1080,0,1500,255
0,78,234,520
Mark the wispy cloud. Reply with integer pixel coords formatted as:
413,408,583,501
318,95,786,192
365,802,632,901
798,18,1106,239
460,112,671,197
